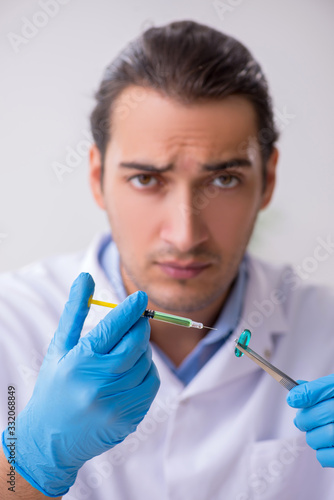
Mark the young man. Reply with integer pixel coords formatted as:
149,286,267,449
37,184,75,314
1,20,334,499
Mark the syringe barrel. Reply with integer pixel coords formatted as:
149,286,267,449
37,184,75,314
147,310,192,327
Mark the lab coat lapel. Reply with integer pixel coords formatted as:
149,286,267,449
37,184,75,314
77,233,121,333
178,255,289,400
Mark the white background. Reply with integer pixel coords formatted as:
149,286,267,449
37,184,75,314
1,0,333,286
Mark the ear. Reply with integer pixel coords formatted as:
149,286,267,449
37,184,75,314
89,144,106,210
260,147,279,210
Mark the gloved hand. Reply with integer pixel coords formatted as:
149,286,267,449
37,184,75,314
287,375,334,468
1,272,160,497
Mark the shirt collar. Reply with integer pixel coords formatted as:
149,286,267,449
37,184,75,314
201,255,248,344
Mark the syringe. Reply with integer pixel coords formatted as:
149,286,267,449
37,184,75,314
88,296,217,330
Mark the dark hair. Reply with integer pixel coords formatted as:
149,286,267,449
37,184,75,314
90,20,279,181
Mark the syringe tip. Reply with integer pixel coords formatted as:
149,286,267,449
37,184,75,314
191,321,204,329
191,321,217,330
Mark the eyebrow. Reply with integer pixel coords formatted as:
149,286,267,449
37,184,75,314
119,158,252,173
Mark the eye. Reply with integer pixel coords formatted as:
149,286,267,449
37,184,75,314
211,174,239,189
128,174,158,189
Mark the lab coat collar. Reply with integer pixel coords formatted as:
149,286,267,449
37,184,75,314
78,232,122,327
78,232,113,287
176,254,290,400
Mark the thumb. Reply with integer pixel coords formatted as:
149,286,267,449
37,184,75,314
287,375,334,408
82,290,148,354
51,272,95,355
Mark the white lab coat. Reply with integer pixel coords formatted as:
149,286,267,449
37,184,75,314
1,233,334,500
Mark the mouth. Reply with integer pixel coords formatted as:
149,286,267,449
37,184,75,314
156,260,212,279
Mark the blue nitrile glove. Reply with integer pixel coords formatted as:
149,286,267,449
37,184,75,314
287,375,334,468
1,272,160,497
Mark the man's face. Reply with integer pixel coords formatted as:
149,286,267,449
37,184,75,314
90,86,277,313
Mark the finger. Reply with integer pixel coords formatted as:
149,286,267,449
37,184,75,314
51,273,95,354
99,348,153,396
102,362,160,414
116,362,160,407
305,423,334,450
316,447,334,468
136,361,161,402
105,317,150,373
103,363,160,441
287,374,334,408
294,399,334,432
81,290,148,354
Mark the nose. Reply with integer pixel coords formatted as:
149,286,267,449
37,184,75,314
159,184,209,253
